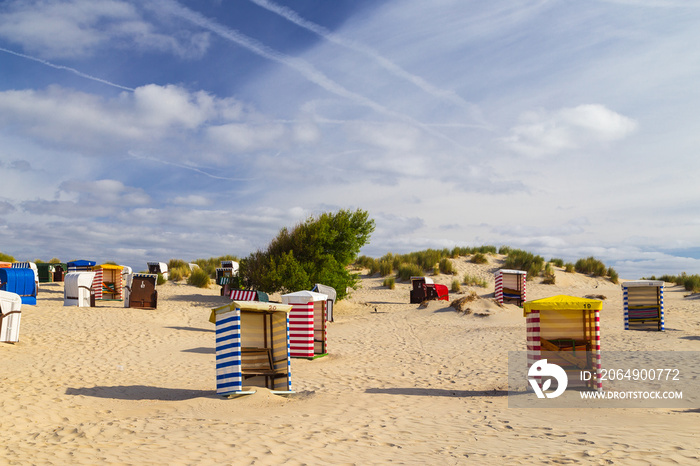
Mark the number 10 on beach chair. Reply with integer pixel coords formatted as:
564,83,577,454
523,295,603,392
211,301,294,397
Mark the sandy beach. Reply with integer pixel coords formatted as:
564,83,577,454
2,255,700,465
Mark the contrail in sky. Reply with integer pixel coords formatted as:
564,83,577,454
151,0,473,150
128,151,252,181
247,0,488,128
0,46,135,92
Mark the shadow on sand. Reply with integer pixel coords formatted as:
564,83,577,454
365,387,508,397
165,326,214,333
66,385,216,401
167,294,230,306
182,346,215,354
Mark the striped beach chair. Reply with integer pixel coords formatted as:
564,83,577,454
524,295,602,392
622,281,664,331
211,301,294,397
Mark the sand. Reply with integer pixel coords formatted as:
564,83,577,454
2,255,700,465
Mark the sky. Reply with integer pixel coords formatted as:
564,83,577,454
1,0,700,279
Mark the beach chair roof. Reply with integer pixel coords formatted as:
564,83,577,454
0,290,22,315
210,300,292,323
621,280,664,287
281,290,328,304
67,260,96,267
497,269,527,275
523,294,603,316
147,261,168,271
410,276,434,285
98,264,124,270
312,284,337,301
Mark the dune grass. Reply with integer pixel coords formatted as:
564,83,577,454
187,268,211,288
646,273,700,292
463,274,488,288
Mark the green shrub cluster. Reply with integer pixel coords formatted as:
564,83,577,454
239,209,374,300
355,255,377,271
355,246,495,276
564,263,575,273
575,257,608,276
397,263,424,281
451,245,497,256
646,273,700,292
156,273,167,286
192,255,239,278
187,267,211,288
451,279,461,292
439,258,455,274
379,260,393,277
463,274,488,287
0,251,15,262
383,277,395,289
542,263,556,285
167,258,192,281
504,249,545,280
470,253,488,264
550,258,564,267
572,256,619,283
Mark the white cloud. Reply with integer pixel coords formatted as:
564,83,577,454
0,0,210,59
207,123,287,152
20,179,150,218
503,104,638,157
59,179,151,205
0,84,248,156
172,194,211,206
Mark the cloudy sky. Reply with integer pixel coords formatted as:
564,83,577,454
1,0,699,278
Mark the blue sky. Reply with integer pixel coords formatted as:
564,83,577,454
1,0,699,278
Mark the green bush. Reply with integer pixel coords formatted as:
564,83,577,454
397,263,423,281
470,253,488,264
169,268,184,282
379,260,393,277
608,267,619,284
504,249,544,280
166,259,192,281
550,258,564,267
543,263,556,285
463,274,488,287
367,246,495,275
451,279,461,292
368,259,380,275
439,258,455,274
187,268,211,288
451,245,497,257
564,263,575,273
156,273,167,286
575,257,607,277
0,251,15,262
382,277,395,289
240,209,374,299
656,273,700,292
355,255,376,270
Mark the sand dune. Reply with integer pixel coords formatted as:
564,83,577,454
2,255,699,464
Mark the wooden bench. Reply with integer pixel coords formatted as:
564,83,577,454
241,347,287,388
